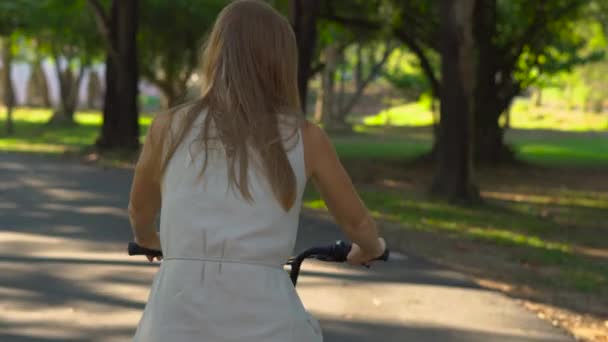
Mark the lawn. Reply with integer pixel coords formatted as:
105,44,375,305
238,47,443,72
0,108,152,154
362,97,608,131
2,106,607,167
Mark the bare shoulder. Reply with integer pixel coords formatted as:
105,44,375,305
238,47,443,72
147,105,189,147
300,119,332,150
151,111,172,133
300,120,335,178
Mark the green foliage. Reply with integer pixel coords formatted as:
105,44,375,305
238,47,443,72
22,0,102,63
512,15,604,90
139,0,229,100
0,0,37,35
381,47,434,96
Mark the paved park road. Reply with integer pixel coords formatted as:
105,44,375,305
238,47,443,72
0,152,573,342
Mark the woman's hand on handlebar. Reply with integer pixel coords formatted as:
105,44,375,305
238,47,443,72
347,237,386,267
135,233,163,262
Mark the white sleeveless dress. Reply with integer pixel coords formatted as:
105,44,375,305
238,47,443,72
133,113,323,342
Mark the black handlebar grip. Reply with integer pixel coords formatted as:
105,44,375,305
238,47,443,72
377,248,390,262
332,240,352,262
128,242,163,257
333,240,390,262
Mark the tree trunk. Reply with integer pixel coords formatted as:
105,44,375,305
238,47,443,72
95,0,140,150
26,58,51,107
471,0,514,164
160,90,178,109
314,43,338,125
290,0,320,113
431,0,479,203
334,42,393,128
1,37,14,135
503,104,511,129
87,69,103,109
157,79,185,109
337,60,346,116
535,87,542,107
50,60,85,124
354,43,363,89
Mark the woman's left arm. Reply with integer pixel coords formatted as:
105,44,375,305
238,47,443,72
128,116,165,250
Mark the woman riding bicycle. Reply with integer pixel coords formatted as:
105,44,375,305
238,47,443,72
128,1,386,340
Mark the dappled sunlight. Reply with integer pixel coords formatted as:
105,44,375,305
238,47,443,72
0,160,27,171
0,226,129,257
377,178,416,190
304,182,608,297
43,188,107,202
0,231,70,245
0,141,67,153
41,203,127,217
0,248,156,341
296,261,569,341
19,176,50,187
482,191,608,210
0,201,17,209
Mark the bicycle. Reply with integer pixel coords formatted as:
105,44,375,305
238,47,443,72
128,240,390,286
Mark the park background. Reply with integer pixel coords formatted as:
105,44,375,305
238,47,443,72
0,0,607,341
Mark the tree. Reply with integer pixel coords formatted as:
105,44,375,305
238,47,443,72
290,0,321,112
89,0,140,150
86,69,102,109
0,1,30,134
431,0,479,202
314,41,339,123
18,0,101,124
139,0,227,109
48,2,99,123
333,40,394,128
326,0,597,164
25,56,51,108
0,36,15,134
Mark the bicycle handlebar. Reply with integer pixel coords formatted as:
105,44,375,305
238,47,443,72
127,240,390,286
128,242,163,257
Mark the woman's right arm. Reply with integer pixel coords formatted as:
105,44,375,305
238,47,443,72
301,121,385,263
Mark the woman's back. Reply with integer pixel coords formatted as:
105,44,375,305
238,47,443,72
133,112,323,342
160,111,307,266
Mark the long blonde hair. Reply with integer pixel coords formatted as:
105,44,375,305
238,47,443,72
159,0,302,211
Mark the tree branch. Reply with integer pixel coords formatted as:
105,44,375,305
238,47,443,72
393,27,440,98
51,44,67,109
323,13,381,31
141,65,168,92
503,0,584,68
67,62,88,113
338,42,394,118
87,0,119,63
323,9,440,98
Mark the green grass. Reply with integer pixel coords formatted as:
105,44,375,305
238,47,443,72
0,108,152,154
507,99,608,131
332,134,431,160
362,98,608,131
508,132,608,167
363,102,434,126
303,185,608,294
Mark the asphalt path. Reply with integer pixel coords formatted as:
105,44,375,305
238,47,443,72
0,152,572,341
